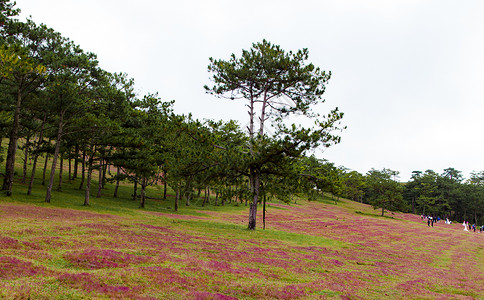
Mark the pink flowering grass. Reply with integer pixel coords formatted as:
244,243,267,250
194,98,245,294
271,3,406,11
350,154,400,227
1,197,483,299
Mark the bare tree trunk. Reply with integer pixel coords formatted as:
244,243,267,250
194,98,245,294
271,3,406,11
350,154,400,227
21,135,31,184
228,186,232,204
248,168,260,230
175,188,179,211
101,162,107,189
207,186,210,204
2,89,22,196
42,153,49,186
57,154,63,191
96,158,103,198
73,145,79,179
202,186,208,207
248,201,258,230
185,179,191,206
68,156,71,182
186,191,191,206
215,191,219,206
140,179,146,208
113,167,120,198
2,131,18,194
45,114,64,203
163,171,167,200
84,152,94,206
132,180,138,201
78,151,86,190
263,194,266,230
27,113,47,195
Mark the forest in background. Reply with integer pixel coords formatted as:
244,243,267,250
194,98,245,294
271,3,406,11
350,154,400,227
1,0,483,226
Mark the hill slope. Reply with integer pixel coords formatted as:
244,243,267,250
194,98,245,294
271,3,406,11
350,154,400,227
1,196,483,299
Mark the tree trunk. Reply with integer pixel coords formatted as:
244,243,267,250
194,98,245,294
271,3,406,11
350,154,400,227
73,145,79,179
175,188,179,211
248,168,260,230
21,135,31,184
42,153,49,186
96,159,103,198
78,151,86,190
68,157,71,182
248,201,258,230
133,180,138,201
215,191,219,206
207,186,210,204
163,171,167,200
228,186,232,204
186,191,191,206
263,194,266,230
113,167,120,198
45,114,64,203
2,89,22,196
185,180,191,206
84,152,94,206
140,180,146,208
27,114,47,195
2,132,18,194
102,162,107,189
202,186,208,207
57,154,63,191
381,206,385,217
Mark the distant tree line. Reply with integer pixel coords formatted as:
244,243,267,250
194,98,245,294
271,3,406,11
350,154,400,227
300,160,484,224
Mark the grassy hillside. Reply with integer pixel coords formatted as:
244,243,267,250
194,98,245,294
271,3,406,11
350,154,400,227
1,179,483,299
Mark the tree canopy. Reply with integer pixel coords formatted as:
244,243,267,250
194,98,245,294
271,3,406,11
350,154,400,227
205,40,345,229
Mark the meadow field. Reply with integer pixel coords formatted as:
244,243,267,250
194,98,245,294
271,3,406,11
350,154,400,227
1,183,483,299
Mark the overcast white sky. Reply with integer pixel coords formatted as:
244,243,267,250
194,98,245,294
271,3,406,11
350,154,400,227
14,0,484,181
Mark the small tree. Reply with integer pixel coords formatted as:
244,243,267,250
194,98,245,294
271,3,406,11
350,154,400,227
366,168,406,216
205,40,344,230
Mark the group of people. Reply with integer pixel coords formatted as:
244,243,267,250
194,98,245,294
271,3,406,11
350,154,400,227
421,215,484,232
421,215,441,227
462,221,484,233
